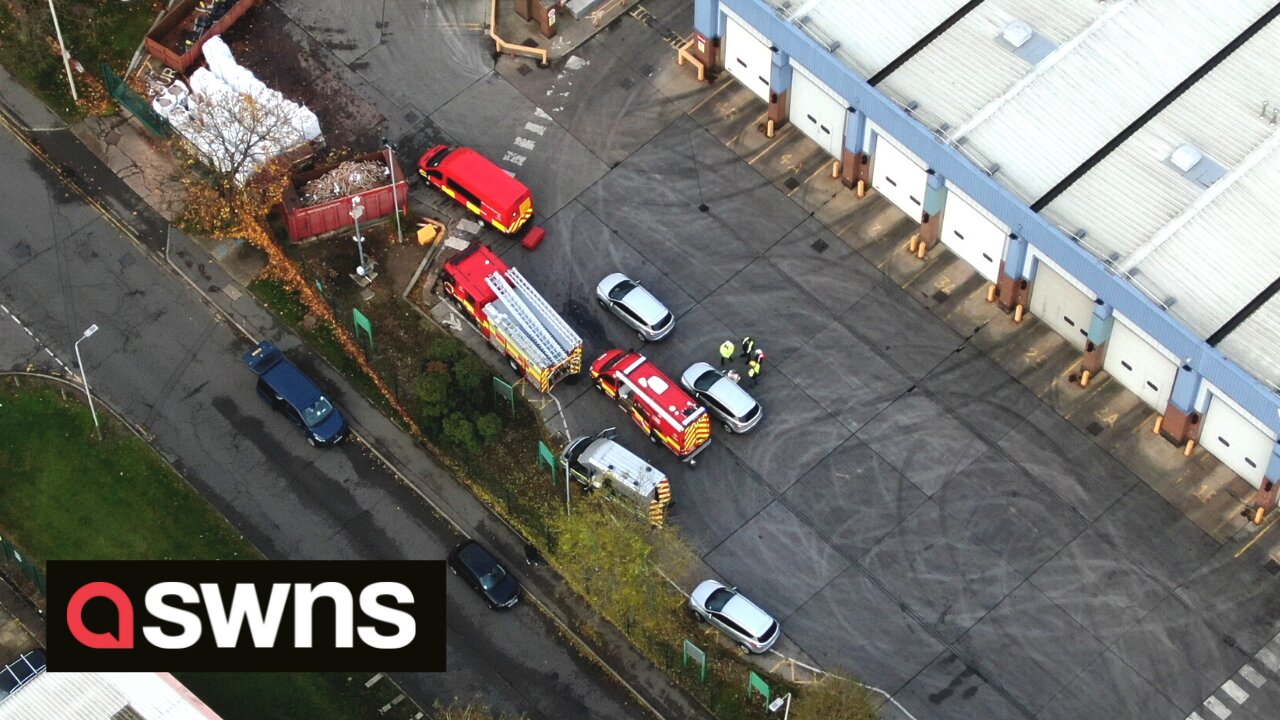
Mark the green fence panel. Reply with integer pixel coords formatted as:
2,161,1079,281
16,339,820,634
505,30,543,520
102,63,171,137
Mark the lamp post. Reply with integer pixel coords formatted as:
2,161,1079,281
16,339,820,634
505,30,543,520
46,0,79,102
74,324,100,440
768,693,791,720
381,137,404,245
350,196,368,276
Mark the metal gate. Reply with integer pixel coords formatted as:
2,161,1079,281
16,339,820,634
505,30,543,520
101,63,170,137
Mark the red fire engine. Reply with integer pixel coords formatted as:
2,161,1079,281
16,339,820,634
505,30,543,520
590,349,712,465
440,243,582,392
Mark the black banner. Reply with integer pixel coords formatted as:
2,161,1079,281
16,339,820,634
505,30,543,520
47,560,445,672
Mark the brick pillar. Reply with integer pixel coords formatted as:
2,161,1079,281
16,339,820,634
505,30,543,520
1081,303,1113,375
691,32,719,72
1253,480,1279,511
841,110,867,188
994,234,1029,313
1158,364,1203,446
918,172,945,248
767,89,789,130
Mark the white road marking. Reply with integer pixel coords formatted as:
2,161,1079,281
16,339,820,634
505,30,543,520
502,151,527,166
514,137,536,151
1203,696,1231,719
1221,679,1248,705
534,107,552,120
1240,664,1267,688
1187,713,1204,720
1257,647,1280,674
565,56,588,70
524,122,546,136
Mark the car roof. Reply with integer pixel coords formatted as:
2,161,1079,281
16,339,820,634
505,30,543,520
440,147,530,209
721,593,776,638
250,342,325,410
618,284,668,325
683,363,757,416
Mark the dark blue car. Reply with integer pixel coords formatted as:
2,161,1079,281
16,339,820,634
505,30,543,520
243,340,348,446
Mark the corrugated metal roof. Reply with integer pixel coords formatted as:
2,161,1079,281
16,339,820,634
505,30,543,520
884,0,1273,203
0,672,220,720
1042,18,1280,263
1219,300,1280,390
766,0,967,78
876,0,1107,140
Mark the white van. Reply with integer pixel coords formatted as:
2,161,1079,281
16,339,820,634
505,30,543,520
562,429,672,524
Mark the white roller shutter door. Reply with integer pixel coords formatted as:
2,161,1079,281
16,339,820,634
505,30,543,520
1200,394,1274,488
870,135,927,221
1101,317,1178,411
724,14,772,102
789,63,845,157
1028,261,1093,351
940,189,1006,282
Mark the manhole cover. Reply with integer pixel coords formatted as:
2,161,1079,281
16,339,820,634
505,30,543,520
619,77,635,90
11,241,31,259
77,245,97,261
403,110,420,124
698,203,709,212
1085,421,1105,436
517,64,532,76
639,63,653,76
223,285,243,302
811,238,829,254
784,177,801,191
1266,559,1280,575
119,253,136,269
932,289,950,304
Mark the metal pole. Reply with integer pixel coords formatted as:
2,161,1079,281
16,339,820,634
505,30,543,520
46,0,79,102
75,324,100,440
351,197,366,272
563,460,572,518
384,140,404,245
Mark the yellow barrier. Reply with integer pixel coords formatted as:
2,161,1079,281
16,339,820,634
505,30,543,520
489,0,550,66
676,36,706,82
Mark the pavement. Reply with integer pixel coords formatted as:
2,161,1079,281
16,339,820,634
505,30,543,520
0,47,708,720
9,1,1280,719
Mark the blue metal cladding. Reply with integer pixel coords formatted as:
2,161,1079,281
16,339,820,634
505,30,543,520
706,0,1280,433
845,110,866,154
1088,303,1114,346
770,50,792,93
924,173,946,216
1265,446,1280,483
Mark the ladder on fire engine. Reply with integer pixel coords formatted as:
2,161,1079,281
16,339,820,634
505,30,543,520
485,271,566,367
506,268,582,351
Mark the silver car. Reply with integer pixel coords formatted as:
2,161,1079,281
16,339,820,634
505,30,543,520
680,362,762,433
596,273,675,341
689,580,780,654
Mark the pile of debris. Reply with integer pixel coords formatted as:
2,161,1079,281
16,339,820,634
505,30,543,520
299,160,387,207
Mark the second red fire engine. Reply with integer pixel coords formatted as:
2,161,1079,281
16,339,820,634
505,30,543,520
590,349,712,465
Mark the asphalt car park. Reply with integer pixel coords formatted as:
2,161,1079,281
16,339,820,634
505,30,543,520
450,49,1280,718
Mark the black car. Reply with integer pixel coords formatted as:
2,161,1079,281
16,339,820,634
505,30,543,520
448,540,521,610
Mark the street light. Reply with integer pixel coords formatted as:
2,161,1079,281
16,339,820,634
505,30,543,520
350,196,368,276
46,0,79,102
74,324,100,440
768,693,792,720
381,137,405,245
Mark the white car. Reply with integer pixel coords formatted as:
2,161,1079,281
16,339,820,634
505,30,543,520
680,362,762,433
689,580,780,654
596,273,675,341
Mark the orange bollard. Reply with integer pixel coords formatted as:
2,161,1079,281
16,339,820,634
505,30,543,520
1153,416,1164,435
1080,370,1092,388
916,242,927,260
1183,439,1196,457
986,284,997,303
907,235,920,254
1013,304,1024,323
1254,506,1267,525
766,119,775,138
832,160,841,178
856,179,866,199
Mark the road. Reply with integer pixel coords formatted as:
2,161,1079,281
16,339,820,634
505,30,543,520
0,112,646,720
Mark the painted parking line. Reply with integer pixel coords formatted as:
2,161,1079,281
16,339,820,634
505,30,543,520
1257,646,1280,674
1187,713,1204,720
1220,679,1249,705
1239,664,1267,688
1203,696,1231,719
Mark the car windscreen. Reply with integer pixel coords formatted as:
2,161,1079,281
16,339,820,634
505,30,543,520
705,587,733,612
478,562,508,590
693,369,721,392
303,396,335,427
608,279,638,301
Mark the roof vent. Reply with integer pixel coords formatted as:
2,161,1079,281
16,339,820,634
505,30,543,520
1170,143,1202,172
648,376,669,394
1002,20,1034,48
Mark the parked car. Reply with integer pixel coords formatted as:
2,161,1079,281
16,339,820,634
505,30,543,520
680,362,762,433
448,540,521,610
689,580,780,654
596,273,675,341
243,340,348,447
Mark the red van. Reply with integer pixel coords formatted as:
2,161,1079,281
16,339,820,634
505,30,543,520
418,145,534,235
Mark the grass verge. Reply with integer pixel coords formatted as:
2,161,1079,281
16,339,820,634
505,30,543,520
0,377,414,720
0,0,158,119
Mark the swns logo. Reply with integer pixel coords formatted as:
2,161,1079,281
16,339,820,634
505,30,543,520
48,561,445,672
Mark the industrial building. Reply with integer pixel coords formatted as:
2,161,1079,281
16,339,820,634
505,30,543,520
685,0,1280,510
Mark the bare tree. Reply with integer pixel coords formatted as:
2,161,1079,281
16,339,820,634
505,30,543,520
174,88,307,193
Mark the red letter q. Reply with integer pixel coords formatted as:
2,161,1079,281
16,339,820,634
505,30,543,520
67,582,134,649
